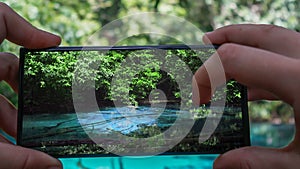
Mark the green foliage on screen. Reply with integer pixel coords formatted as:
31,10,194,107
0,0,297,122
24,49,217,107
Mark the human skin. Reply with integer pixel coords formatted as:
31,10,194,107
0,2,62,169
193,24,300,169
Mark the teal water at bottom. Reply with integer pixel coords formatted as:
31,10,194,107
61,155,216,169
59,122,295,169
0,122,294,168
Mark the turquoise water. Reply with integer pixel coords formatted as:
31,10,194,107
59,122,295,169
0,122,293,168
21,106,246,157
61,155,217,169
250,123,295,147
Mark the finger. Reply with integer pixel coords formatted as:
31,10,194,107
0,2,61,49
0,95,17,138
192,48,227,105
0,53,19,92
0,142,62,169
193,43,300,106
0,134,13,144
192,76,279,104
203,24,300,58
213,146,300,169
247,87,278,101
192,69,211,105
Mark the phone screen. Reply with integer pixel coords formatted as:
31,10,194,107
18,45,249,158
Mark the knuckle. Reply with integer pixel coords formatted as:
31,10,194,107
0,53,19,86
0,2,10,14
239,158,254,169
0,2,8,8
0,2,11,28
236,147,259,169
216,43,242,78
217,43,239,64
20,152,31,169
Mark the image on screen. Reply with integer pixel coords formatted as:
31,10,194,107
18,45,249,157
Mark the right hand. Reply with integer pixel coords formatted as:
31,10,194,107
193,24,300,169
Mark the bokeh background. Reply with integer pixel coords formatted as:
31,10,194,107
0,0,298,168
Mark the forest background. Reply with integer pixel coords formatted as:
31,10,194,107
0,0,299,123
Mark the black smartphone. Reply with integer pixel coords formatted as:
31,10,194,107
18,45,250,158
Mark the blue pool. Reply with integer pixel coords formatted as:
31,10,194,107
59,122,295,169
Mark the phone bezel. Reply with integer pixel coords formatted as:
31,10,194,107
18,44,250,158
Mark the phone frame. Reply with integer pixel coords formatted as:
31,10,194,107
18,44,250,158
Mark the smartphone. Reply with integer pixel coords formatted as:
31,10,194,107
18,45,250,158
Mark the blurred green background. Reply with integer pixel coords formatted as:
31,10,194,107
0,0,298,168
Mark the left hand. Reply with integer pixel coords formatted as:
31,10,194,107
0,3,62,169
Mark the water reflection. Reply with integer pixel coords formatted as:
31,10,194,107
250,122,295,147
60,122,295,169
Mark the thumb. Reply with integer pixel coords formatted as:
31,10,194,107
213,146,300,169
0,142,62,169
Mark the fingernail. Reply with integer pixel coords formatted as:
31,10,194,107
202,32,213,44
47,159,62,169
205,31,213,35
